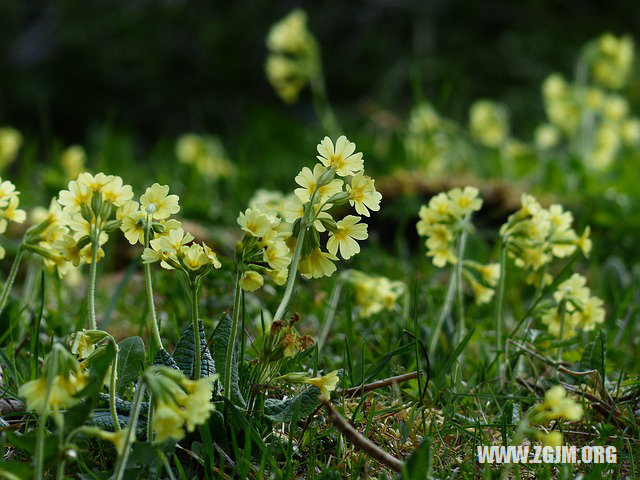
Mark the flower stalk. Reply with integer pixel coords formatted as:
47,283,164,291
0,246,24,317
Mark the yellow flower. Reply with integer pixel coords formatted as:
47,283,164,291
428,245,457,268
576,296,605,331
266,54,307,103
534,124,560,149
202,242,222,269
575,227,592,257
294,164,343,203
0,196,26,232
267,268,288,286
347,172,381,217
152,401,185,443
266,9,312,55
155,227,194,253
121,208,147,245
240,270,264,292
101,175,133,207
180,243,210,271
532,386,583,423
179,377,215,432
97,429,129,454
263,240,290,270
70,330,96,359
304,370,339,399
554,274,590,308
58,179,90,213
78,172,113,194
140,183,180,220
448,187,482,216
299,248,337,279
326,215,368,260
280,334,299,358
0,127,22,168
60,146,86,180
424,224,453,251
19,372,87,413
316,136,364,177
469,100,509,148
237,208,276,238
470,278,495,305
538,431,563,448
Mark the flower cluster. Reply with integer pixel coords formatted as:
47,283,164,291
19,345,88,413
60,145,87,181
176,133,234,180
0,177,26,258
346,270,405,318
416,186,482,267
146,367,216,443
0,127,22,171
290,136,380,278
265,9,317,103
462,261,500,305
236,207,292,291
589,33,634,90
499,194,591,285
469,100,510,148
540,273,605,338
537,34,638,170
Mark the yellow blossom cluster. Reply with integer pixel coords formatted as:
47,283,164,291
540,273,605,338
346,270,405,318
19,346,88,413
292,136,380,278
146,367,216,443
404,103,451,174
416,186,482,267
590,33,634,90
175,133,234,180
462,261,500,305
0,127,22,171
0,177,26,258
537,34,638,170
60,145,87,181
499,194,591,285
265,9,317,103
469,100,510,148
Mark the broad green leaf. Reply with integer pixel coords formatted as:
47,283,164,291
402,440,432,479
264,386,322,422
153,348,179,370
212,314,245,407
579,329,607,377
0,459,33,480
98,393,149,416
173,320,215,380
117,336,146,395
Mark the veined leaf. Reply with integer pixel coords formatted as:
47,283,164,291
264,386,322,422
153,348,179,370
211,314,245,407
117,336,146,396
173,320,215,380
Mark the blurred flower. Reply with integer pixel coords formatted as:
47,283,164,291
469,100,509,148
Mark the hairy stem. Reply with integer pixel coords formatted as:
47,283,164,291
87,228,101,330
317,274,344,351
144,219,163,349
224,272,241,398
455,217,470,346
0,247,24,318
272,225,307,323
113,379,146,480
109,344,120,431
191,281,201,381
428,267,457,356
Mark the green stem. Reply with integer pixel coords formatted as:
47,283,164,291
317,274,344,351
223,272,241,398
428,267,457,356
113,379,146,480
494,241,508,355
455,217,470,346
109,344,120,431
273,224,307,323
0,247,24,317
144,221,163,349
147,392,154,443
35,358,58,480
87,228,100,330
191,280,201,381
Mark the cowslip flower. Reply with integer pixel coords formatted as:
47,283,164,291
530,386,583,424
304,370,339,399
346,172,381,217
326,215,368,260
316,136,364,177
240,270,264,292
140,183,180,220
237,208,276,237
298,248,337,279
152,401,185,443
294,164,343,203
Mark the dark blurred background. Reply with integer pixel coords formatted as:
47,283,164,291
1,0,639,145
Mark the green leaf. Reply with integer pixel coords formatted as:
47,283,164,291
436,326,476,379
402,440,432,479
0,459,34,480
88,409,128,431
64,340,116,436
153,348,179,370
579,329,607,376
172,320,215,380
212,314,245,407
117,336,146,395
97,393,149,416
264,386,322,422
359,343,413,385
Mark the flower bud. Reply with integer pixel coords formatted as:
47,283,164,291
326,191,350,206
316,167,335,187
102,220,121,233
151,222,165,234
76,235,92,250
319,217,338,232
90,192,103,217
80,203,93,222
100,202,114,221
